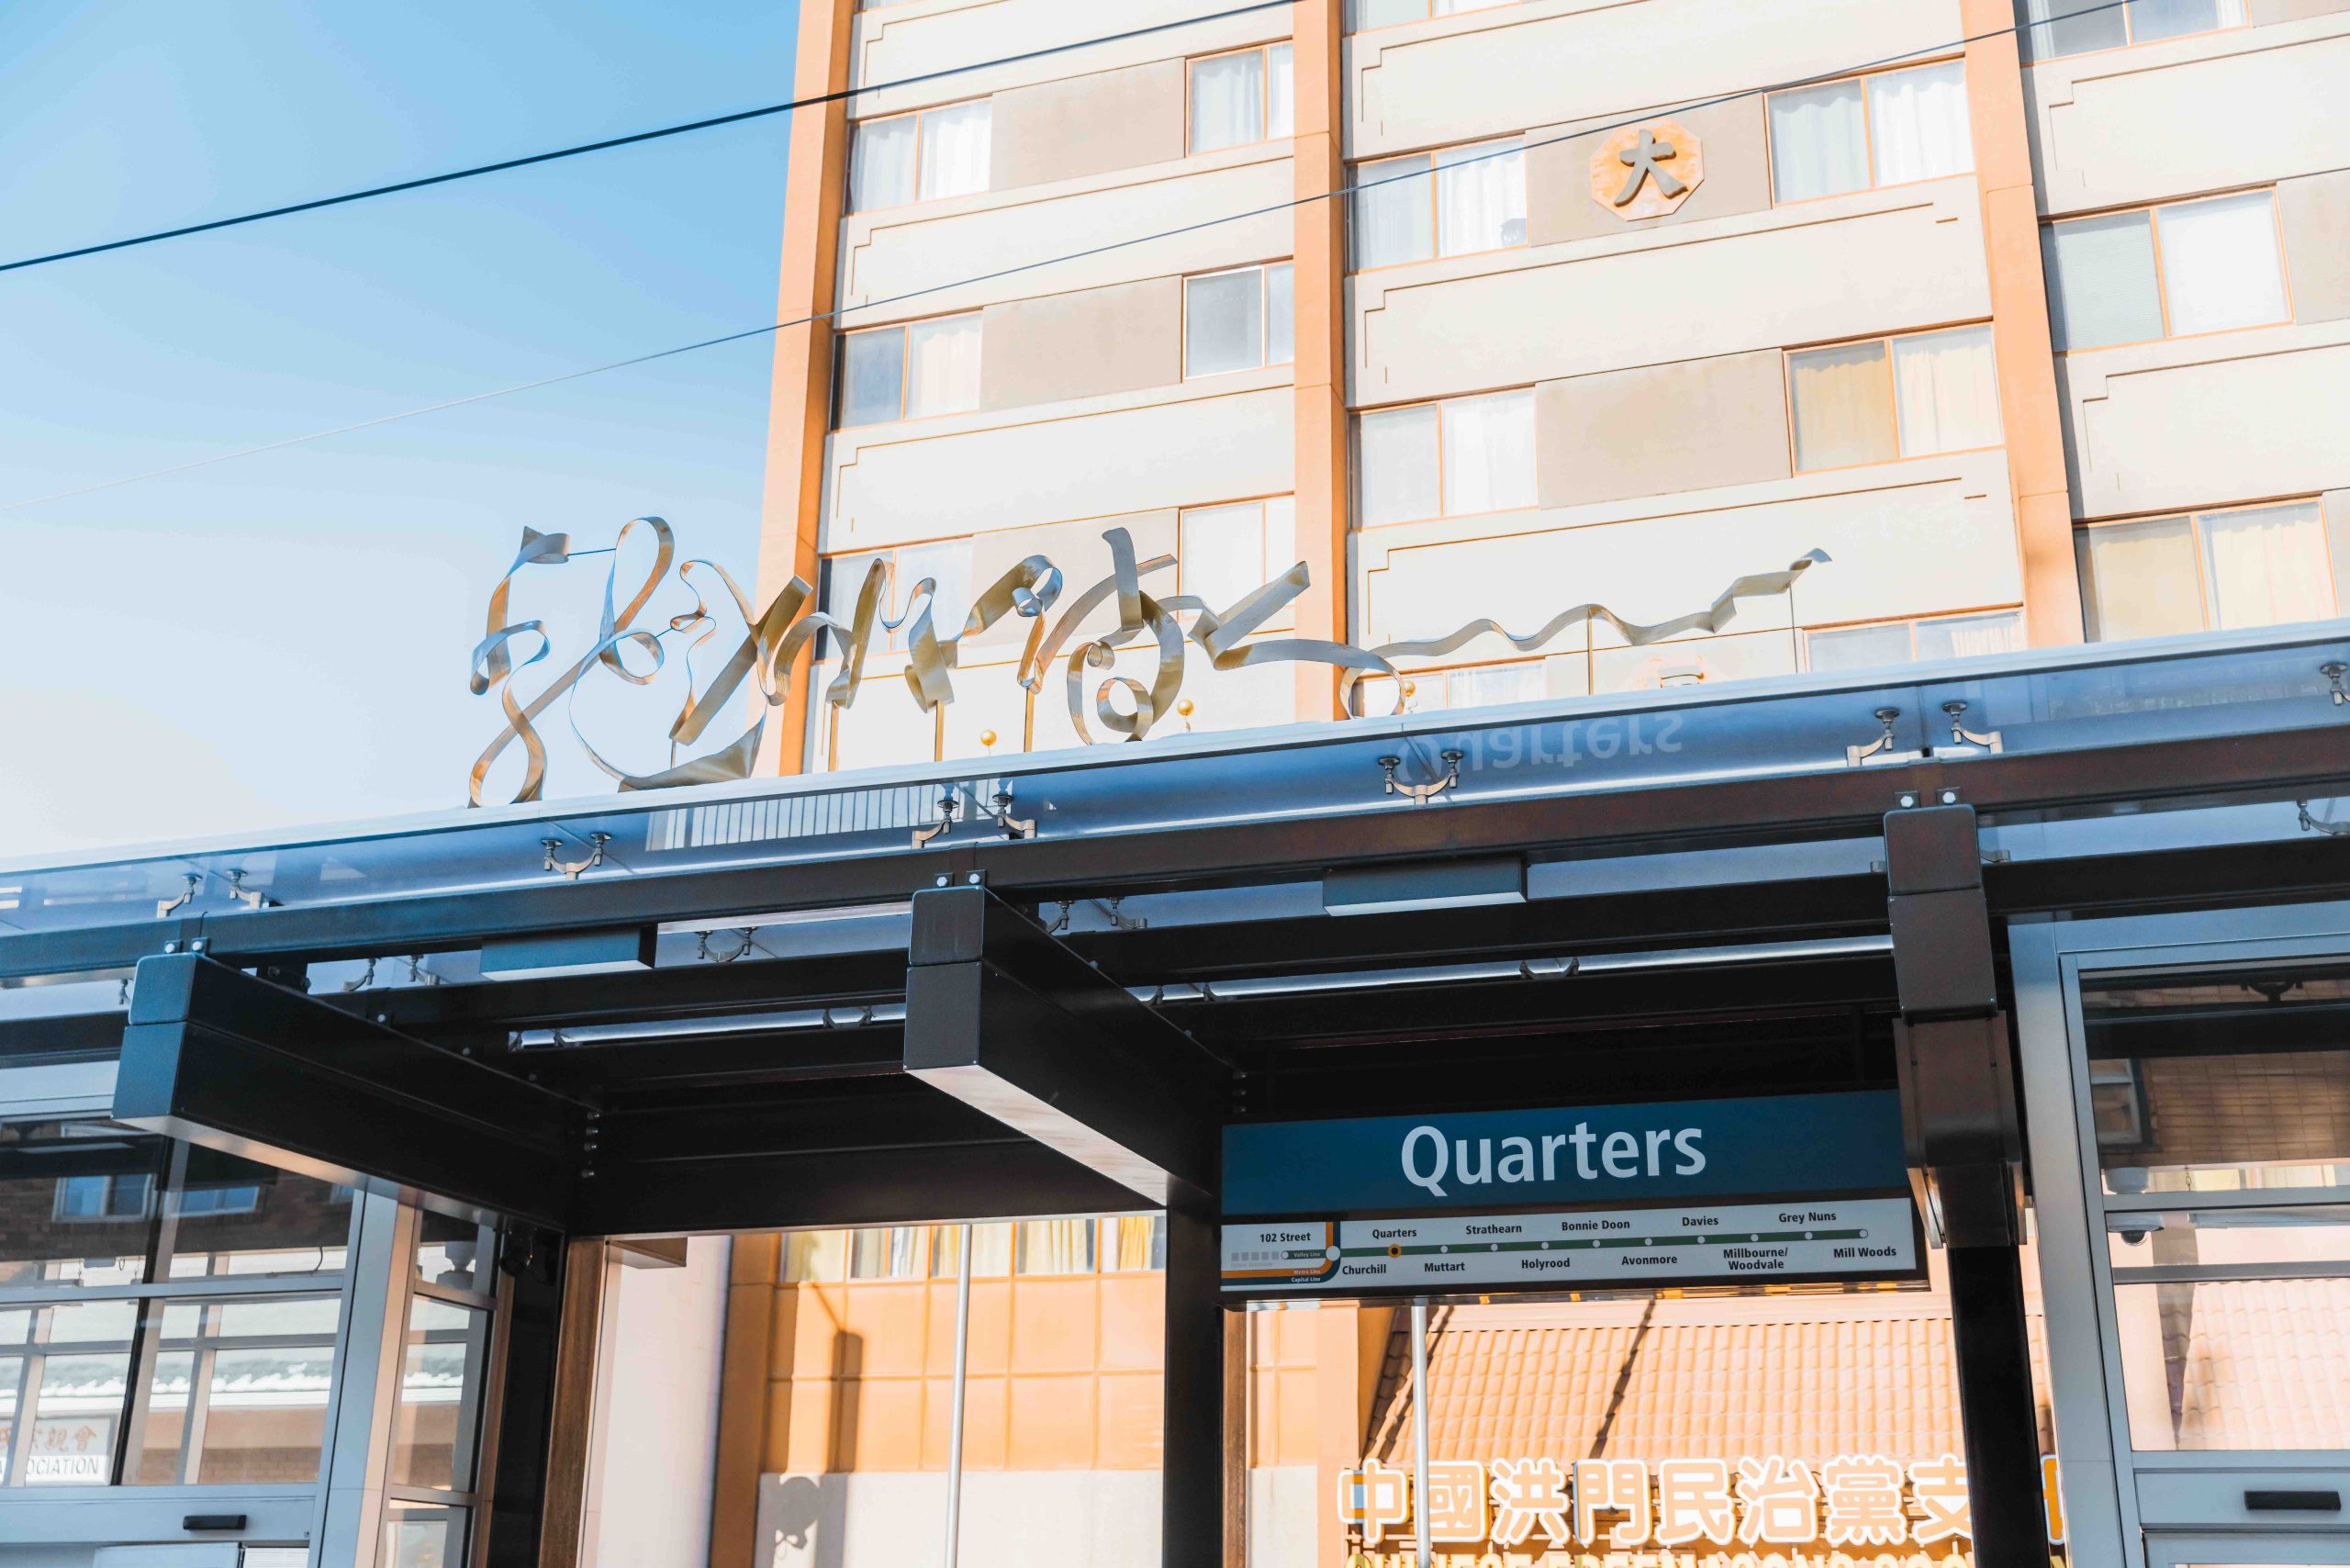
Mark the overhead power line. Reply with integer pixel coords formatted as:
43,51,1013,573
0,0,1294,275
1,0,2127,516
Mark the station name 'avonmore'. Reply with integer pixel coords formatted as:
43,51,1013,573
1402,1123,1707,1198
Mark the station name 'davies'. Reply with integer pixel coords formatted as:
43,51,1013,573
1401,1122,1707,1198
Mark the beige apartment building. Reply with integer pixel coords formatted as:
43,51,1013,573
755,0,2350,775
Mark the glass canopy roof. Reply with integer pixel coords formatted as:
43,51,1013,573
4,622,2346,943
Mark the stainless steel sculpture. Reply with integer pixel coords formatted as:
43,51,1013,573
467,517,1827,805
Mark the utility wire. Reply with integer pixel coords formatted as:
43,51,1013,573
0,0,1294,275
2,0,2121,516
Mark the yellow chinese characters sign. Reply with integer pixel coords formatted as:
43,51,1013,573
1339,1454,2066,1562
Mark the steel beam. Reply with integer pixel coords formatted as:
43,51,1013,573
14,718,2350,981
1882,806,2042,1568
111,952,577,1226
903,886,1225,1204
574,1137,1143,1237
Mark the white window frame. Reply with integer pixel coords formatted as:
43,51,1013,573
1348,0,1528,32
1799,608,2027,671
1185,43,1293,153
1764,58,1974,206
834,312,983,428
2025,0,2248,61
1354,386,1538,527
1181,263,1295,379
2044,188,2293,353
1783,322,2003,474
2075,498,2337,642
1350,136,1528,270
847,97,993,212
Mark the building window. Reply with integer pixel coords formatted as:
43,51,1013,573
1358,658,1548,715
2024,0,2244,60
1180,497,1293,612
848,99,992,210
1184,263,1295,377
1357,387,1537,526
849,1226,928,1280
1189,44,1293,152
780,1229,847,1282
1352,137,1527,269
835,313,982,427
1767,61,1973,204
52,1173,153,1222
1805,610,2025,672
1350,0,1520,28
1785,324,2001,471
2043,189,2288,351
2077,499,2333,642
1100,1215,1168,1271
1015,1218,1097,1275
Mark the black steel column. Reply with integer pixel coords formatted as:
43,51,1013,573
481,1228,565,1568
1884,803,2045,1568
1163,1193,1225,1568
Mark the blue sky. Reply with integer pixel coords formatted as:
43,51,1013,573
0,0,801,859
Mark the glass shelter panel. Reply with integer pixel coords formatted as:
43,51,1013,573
2080,958,2350,1455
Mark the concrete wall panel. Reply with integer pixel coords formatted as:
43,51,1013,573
2062,321,2350,517
1358,449,2021,650
828,381,1295,550
980,278,1184,410
843,151,1292,320
1348,0,1954,160
1353,177,1988,406
1527,97,1772,250
1535,350,1793,510
990,61,1187,191
2031,16,2350,215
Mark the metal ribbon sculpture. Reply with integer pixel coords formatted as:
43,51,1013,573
468,516,1827,806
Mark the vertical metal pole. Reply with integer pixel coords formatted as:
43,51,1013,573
943,1224,974,1568
1410,1300,1431,1568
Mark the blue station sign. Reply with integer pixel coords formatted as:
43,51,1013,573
1220,1091,1918,1295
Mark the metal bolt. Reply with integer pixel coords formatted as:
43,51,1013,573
935,875,950,887
967,872,982,885
1940,789,1959,805
1897,792,1918,809
163,942,179,954
374,1014,388,1024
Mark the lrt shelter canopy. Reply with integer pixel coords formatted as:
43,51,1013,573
6,623,2350,1568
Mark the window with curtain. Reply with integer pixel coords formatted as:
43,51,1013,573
1436,139,1527,254
1102,1215,1168,1271
1014,1219,1096,1275
916,99,991,200
835,314,981,427
2026,0,2244,58
2044,190,2286,349
1185,263,1293,377
1807,611,2024,671
1352,137,1524,267
849,101,991,210
1189,45,1292,153
1768,62,1970,203
850,1227,927,1280
927,1223,1014,1277
1789,324,1998,470
1358,388,1535,525
1351,0,1520,26
1180,499,1279,612
2077,501,2332,642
